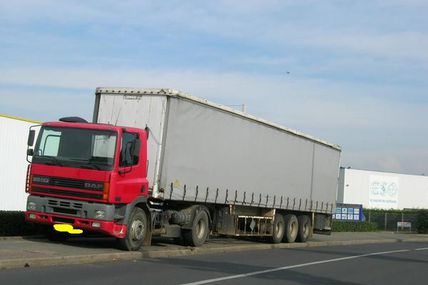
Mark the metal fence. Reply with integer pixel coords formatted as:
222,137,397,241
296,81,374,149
363,209,419,232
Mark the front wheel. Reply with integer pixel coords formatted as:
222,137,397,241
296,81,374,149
118,207,147,251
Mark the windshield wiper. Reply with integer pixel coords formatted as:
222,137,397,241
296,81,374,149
73,158,103,170
79,164,101,170
63,158,103,170
39,156,64,167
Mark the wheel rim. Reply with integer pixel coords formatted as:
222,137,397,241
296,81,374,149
290,221,297,237
196,218,206,240
130,219,145,241
275,222,284,239
302,221,309,238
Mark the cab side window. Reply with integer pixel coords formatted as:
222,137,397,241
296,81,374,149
120,132,140,167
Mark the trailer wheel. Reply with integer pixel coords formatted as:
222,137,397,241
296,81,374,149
296,215,311,242
283,214,298,243
271,214,285,243
118,207,147,251
183,210,209,247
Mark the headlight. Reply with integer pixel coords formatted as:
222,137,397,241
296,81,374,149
28,202,37,211
94,210,105,219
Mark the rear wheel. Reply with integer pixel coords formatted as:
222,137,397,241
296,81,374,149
183,210,209,247
271,214,285,243
296,215,311,242
118,207,147,251
283,214,298,243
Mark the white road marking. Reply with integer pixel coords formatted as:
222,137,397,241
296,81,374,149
181,249,411,285
415,247,428,251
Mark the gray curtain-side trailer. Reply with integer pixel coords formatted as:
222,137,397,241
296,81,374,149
94,87,341,244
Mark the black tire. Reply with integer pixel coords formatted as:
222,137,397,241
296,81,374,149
282,214,298,243
183,210,209,247
118,207,147,251
296,215,311,242
271,214,285,243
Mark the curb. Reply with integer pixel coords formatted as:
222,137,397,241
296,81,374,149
0,252,141,270
1,237,428,270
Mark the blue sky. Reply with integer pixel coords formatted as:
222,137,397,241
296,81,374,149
1,0,427,174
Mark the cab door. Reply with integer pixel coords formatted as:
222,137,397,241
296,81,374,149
112,130,148,203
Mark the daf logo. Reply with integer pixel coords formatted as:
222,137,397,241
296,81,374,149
84,182,103,190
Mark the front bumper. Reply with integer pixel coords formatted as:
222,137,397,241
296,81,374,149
25,195,127,238
25,211,127,238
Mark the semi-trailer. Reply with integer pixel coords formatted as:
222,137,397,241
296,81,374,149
25,87,341,250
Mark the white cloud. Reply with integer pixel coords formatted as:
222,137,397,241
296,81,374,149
375,0,428,7
1,1,427,175
2,1,428,64
343,148,428,175
3,0,427,82
300,32,428,62
1,66,426,129
1,65,426,174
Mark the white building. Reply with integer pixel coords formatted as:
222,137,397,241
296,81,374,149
338,167,428,210
0,114,40,211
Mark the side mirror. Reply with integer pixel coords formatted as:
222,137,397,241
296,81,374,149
27,149,34,156
27,130,35,146
145,126,150,140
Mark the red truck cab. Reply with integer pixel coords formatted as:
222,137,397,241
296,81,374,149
25,117,150,250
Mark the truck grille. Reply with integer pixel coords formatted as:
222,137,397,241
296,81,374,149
43,177,104,191
52,217,75,224
50,177,86,189
32,187,103,200
48,199,83,209
31,176,105,201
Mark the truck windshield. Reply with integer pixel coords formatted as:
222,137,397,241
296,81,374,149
32,126,117,170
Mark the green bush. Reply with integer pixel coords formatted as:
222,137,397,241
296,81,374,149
415,210,428,234
0,211,48,236
332,220,378,232
363,208,426,232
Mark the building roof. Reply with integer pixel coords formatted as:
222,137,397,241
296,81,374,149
0,114,41,124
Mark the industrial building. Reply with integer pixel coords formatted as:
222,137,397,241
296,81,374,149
337,167,428,210
0,114,40,211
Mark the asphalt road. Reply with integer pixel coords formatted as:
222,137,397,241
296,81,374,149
0,242,427,285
